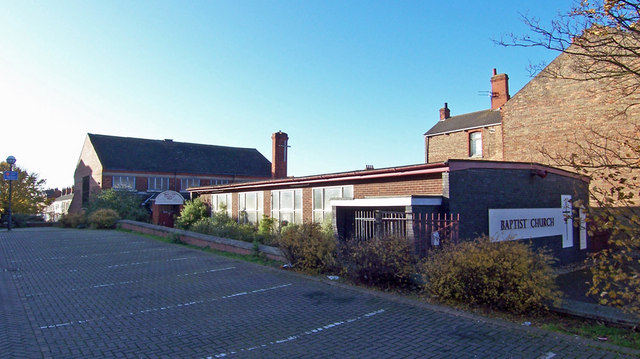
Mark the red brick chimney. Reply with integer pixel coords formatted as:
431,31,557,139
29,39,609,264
439,102,450,121
490,68,510,110
272,131,289,179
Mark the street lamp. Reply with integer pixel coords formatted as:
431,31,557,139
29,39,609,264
6,155,16,231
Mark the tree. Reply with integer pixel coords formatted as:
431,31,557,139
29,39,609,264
499,1,640,314
87,188,150,222
0,161,51,216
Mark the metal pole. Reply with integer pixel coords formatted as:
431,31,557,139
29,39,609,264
7,162,13,231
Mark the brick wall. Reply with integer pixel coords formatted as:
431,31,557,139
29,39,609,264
69,136,103,213
354,176,443,198
426,124,503,163
447,167,589,263
501,52,640,192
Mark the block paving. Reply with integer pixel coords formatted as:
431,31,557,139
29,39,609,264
0,228,637,358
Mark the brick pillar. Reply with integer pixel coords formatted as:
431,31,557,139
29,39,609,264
271,131,289,179
439,103,450,121
490,68,510,110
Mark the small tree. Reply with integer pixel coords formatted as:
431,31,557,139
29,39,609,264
87,189,149,222
175,197,208,230
0,161,51,216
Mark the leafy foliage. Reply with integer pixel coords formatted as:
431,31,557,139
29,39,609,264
87,208,120,229
175,197,208,229
278,223,338,274
0,161,51,216
499,0,640,315
421,236,559,314
59,212,88,228
338,235,416,289
188,209,274,245
87,189,149,222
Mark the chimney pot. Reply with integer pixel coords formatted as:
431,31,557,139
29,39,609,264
439,102,451,121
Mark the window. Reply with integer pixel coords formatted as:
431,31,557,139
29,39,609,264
148,177,170,192
271,189,303,225
469,131,482,157
113,176,135,190
211,193,232,218
312,185,354,223
212,178,230,185
238,192,263,224
181,178,200,191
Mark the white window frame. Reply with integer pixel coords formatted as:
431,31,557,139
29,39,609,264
112,175,136,190
238,191,263,224
469,131,482,157
312,185,354,223
211,193,233,218
148,177,171,192
271,189,303,225
180,178,201,192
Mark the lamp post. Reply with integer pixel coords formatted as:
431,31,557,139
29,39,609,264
6,155,16,231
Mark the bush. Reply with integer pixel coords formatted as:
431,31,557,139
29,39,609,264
87,208,120,229
278,223,338,274
59,212,87,228
175,197,208,229
10,213,44,228
339,235,417,289
420,236,559,314
87,189,149,222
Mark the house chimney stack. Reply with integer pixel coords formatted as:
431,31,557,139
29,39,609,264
272,131,289,179
490,68,510,109
439,102,450,121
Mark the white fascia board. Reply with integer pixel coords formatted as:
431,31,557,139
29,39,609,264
331,196,442,207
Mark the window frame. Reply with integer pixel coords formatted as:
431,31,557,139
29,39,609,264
312,185,354,223
238,191,264,224
468,130,483,158
271,189,303,225
211,193,233,218
147,176,171,192
112,175,136,190
180,178,201,192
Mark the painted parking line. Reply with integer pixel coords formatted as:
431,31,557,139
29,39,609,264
206,309,386,358
38,283,292,329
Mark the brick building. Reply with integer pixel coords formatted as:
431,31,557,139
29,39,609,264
424,48,639,194
70,133,289,224
190,159,590,264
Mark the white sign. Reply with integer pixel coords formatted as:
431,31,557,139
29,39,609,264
155,190,185,205
489,195,574,248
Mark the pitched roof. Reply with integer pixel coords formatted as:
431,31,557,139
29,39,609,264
424,109,501,136
87,133,271,177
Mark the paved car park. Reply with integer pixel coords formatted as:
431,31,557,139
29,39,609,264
0,228,636,358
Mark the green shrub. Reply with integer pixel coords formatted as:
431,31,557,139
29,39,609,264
87,208,120,229
59,212,87,228
175,197,208,229
420,236,559,314
10,213,44,228
278,223,338,274
339,235,417,289
87,189,149,222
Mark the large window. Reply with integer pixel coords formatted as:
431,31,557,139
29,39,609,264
238,192,263,224
181,178,200,192
148,177,170,192
469,131,482,157
211,193,232,218
113,175,135,190
271,189,303,225
312,185,354,223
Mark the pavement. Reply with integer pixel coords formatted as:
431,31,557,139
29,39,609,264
1,227,639,358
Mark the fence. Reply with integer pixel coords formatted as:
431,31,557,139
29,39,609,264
354,210,459,256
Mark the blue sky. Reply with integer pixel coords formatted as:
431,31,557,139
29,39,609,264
0,1,575,189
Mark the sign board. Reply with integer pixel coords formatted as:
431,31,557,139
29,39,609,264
3,171,18,181
489,195,574,248
154,190,185,205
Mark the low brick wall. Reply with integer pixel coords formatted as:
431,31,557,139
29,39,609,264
118,220,286,262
